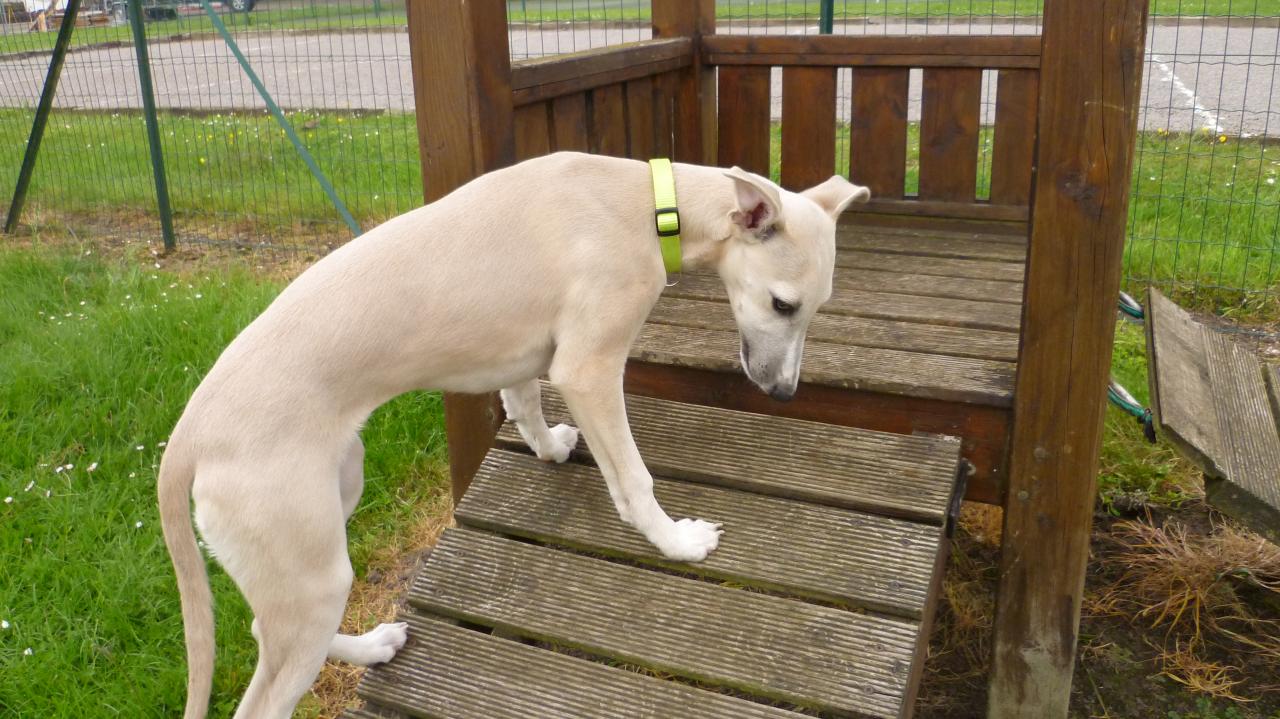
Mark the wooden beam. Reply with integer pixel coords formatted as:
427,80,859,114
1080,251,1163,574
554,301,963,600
703,34,1041,68
653,0,716,164
858,198,1030,222
510,39,693,106
988,0,1150,715
407,0,514,502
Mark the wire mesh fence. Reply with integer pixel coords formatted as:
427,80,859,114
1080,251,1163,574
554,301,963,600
0,0,1276,312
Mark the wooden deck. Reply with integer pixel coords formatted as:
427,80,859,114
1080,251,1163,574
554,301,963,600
351,390,965,718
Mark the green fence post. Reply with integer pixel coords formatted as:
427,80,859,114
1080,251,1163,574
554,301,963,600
819,0,834,34
129,0,176,251
5,0,83,234
198,0,361,237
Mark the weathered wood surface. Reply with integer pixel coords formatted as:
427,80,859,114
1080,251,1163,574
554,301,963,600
990,69,1039,206
990,0,1151,714
703,34,1042,67
647,296,1019,361
460,449,946,617
588,82,628,157
829,266,1022,304
500,384,960,522
1146,289,1280,544
412,529,921,718
716,65,772,175
780,65,837,191
550,92,590,152
625,76,656,159
850,67,910,200
354,615,801,719
857,199,1030,222
510,38,692,106
919,68,982,203
838,225,1028,263
837,249,1026,282
653,0,716,165
842,211,1028,237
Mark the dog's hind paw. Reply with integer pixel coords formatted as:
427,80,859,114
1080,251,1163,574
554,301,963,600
352,622,409,666
537,423,579,463
657,518,724,563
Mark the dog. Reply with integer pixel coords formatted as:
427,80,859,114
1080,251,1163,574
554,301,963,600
157,151,869,718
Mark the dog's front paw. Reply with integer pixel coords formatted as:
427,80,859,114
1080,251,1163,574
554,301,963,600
536,423,579,463
355,622,409,665
657,518,723,563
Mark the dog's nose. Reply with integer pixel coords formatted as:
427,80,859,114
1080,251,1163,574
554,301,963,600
769,385,795,402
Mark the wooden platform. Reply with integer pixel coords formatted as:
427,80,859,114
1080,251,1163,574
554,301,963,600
1146,288,1280,544
627,215,1025,502
351,390,965,718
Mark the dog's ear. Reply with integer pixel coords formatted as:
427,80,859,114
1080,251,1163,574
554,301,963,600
802,175,871,219
724,167,782,240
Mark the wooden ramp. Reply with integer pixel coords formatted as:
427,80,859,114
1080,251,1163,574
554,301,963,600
1146,288,1280,544
350,387,965,718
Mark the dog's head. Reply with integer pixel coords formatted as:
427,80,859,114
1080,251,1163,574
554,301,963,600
716,168,869,402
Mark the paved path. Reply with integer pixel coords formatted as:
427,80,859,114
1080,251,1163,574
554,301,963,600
0,18,1274,136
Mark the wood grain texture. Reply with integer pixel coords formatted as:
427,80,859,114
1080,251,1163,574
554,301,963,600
413,529,921,718
460,449,947,617
652,71,677,157
624,361,1010,504
990,69,1039,205
356,614,801,719
513,102,551,160
850,67,910,200
781,65,837,191
625,75,655,159
990,0,1151,715
843,210,1029,237
550,92,589,152
647,296,1019,361
703,34,1042,67
828,267,1023,304
838,223,1028,263
510,37,691,105
837,249,1026,282
653,0,716,164
919,67,982,202
716,65,772,175
513,384,961,523
588,83,628,157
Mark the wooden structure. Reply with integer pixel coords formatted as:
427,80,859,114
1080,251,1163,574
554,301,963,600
1146,289,1280,545
353,0,1152,716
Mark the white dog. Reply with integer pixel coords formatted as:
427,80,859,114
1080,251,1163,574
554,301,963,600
157,151,868,719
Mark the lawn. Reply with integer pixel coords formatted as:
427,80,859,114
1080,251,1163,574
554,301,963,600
0,244,448,717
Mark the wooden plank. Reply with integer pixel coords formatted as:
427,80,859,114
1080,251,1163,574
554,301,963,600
624,361,1010,505
407,0,515,501
510,38,691,91
843,210,1029,237
716,65,772,176
550,92,589,152
919,67,982,202
703,34,1042,68
508,384,960,523
514,57,692,106
990,69,1039,205
631,322,1015,406
357,615,801,719
781,65,837,191
589,83,629,157
838,226,1027,263
837,249,1027,283
990,0,1151,714
1146,289,1222,471
647,296,1019,361
653,0,716,165
829,267,1023,304
858,198,1030,222
412,529,921,719
460,449,947,617
663,272,1023,332
1202,331,1280,544
1268,363,1280,423
844,221,1031,245
652,71,676,157
513,102,551,160
625,75,655,159
850,67,909,200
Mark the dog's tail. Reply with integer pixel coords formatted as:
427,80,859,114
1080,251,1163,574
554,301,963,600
157,435,214,719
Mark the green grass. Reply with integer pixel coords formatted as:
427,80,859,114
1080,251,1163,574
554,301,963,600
0,245,447,717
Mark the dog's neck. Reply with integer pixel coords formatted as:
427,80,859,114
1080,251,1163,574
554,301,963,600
670,163,741,272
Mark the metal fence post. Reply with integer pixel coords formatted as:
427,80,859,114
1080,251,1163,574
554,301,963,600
128,0,176,250
5,0,83,234
819,0,834,34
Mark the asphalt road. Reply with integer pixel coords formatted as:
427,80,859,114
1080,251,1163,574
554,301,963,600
0,18,1274,136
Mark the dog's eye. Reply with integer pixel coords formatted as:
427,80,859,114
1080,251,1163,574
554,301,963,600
772,297,797,316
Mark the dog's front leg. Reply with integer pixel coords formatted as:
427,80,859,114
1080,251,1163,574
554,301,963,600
550,363,722,562
500,378,579,463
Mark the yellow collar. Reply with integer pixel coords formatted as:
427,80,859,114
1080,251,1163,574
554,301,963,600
649,158,681,274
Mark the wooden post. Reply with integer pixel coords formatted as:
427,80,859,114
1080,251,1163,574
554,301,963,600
988,0,1149,716
652,0,716,165
407,0,515,502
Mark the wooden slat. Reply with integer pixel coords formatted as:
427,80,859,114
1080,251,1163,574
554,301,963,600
632,322,1015,406
519,384,960,523
1268,363,1280,421
412,529,921,718
850,67,910,200
624,76,655,159
842,210,1028,237
460,449,946,617
858,198,1030,222
703,34,1042,68
550,92,589,152
357,615,801,719
647,296,1019,361
653,0,716,165
652,71,676,157
829,267,1023,304
838,225,1027,263
837,249,1027,283
845,221,1031,245
511,38,691,91
716,65,772,176
919,67,982,202
513,102,551,160
663,272,1023,332
511,43,693,106
780,65,837,191
589,83,628,157
990,69,1039,205
1146,289,1221,470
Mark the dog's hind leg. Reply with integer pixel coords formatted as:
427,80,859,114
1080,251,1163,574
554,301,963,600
338,434,365,520
500,378,579,463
